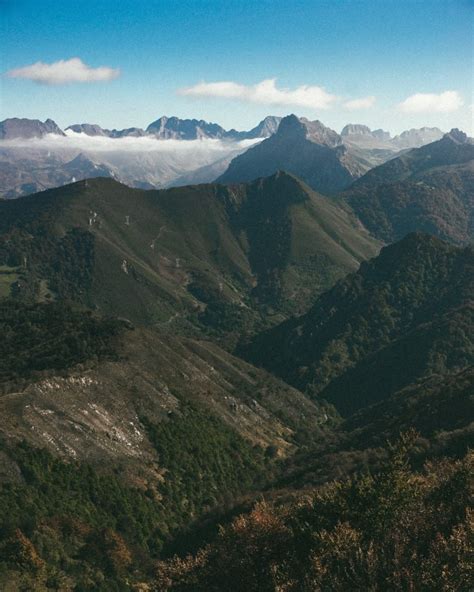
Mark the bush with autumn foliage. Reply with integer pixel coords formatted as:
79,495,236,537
155,433,473,592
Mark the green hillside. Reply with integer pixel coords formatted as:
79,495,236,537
344,130,474,245
242,233,474,415
0,298,334,588
0,174,379,340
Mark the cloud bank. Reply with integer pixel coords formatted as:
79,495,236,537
1,131,261,154
6,58,120,85
343,96,376,110
179,78,338,110
398,91,463,113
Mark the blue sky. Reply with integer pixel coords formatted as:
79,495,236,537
1,0,473,134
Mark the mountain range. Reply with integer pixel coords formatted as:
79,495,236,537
341,123,444,150
0,115,450,199
0,115,283,142
0,109,473,588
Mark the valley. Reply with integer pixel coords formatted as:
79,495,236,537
0,91,472,592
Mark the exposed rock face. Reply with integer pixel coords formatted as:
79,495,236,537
109,127,146,138
0,118,66,139
392,126,444,149
146,116,228,139
244,115,282,139
341,124,445,152
66,123,109,136
341,124,392,147
66,124,146,137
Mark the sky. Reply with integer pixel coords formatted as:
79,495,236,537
1,0,473,135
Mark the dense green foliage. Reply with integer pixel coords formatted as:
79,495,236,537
0,442,167,589
0,189,95,301
0,407,268,589
143,405,267,528
345,131,474,245
156,435,474,591
1,160,473,591
243,233,474,414
0,300,125,388
345,163,474,245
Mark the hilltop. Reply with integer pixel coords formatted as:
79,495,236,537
0,174,379,340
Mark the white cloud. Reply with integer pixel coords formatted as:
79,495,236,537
1,131,261,154
343,96,376,110
179,78,338,110
398,90,463,113
6,58,120,85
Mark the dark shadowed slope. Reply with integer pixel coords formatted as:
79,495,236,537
217,115,369,194
242,233,474,415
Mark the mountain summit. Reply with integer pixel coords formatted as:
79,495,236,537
0,118,65,140
217,115,366,194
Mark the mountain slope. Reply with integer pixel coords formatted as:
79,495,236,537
344,129,474,244
218,115,367,194
0,301,329,473
0,174,379,333
351,129,473,187
242,233,474,415
0,297,334,588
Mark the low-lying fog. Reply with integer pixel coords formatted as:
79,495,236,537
0,133,262,197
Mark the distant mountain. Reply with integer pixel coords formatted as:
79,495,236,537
344,129,474,244
0,116,454,199
392,126,444,149
0,117,65,140
62,153,117,180
352,128,473,186
217,114,368,194
145,115,282,140
341,124,444,151
146,116,229,139
169,151,246,187
242,233,474,415
66,123,146,137
239,115,282,139
341,123,392,149
0,174,379,332
0,150,118,198
66,123,110,136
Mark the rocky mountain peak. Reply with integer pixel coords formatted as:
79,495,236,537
244,116,282,139
275,115,341,147
445,128,469,144
341,124,372,136
66,123,109,136
0,117,66,140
